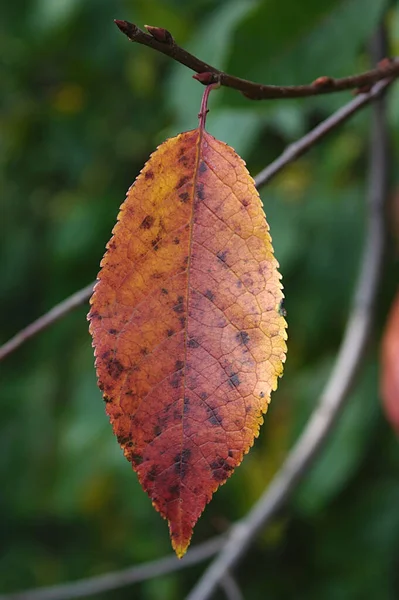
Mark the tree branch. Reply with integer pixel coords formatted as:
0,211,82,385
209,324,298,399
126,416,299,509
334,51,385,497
0,73,394,363
186,31,390,600
114,20,399,100
0,537,225,600
0,283,95,361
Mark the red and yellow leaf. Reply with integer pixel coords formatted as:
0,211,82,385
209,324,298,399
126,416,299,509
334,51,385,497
88,87,287,557
381,290,399,434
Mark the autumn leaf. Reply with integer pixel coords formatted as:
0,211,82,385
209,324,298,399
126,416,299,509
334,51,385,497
380,290,399,434
88,84,287,557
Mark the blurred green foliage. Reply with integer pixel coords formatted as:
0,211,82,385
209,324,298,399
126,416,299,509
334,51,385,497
1,0,399,598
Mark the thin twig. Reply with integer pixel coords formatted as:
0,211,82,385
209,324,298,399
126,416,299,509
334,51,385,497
186,31,390,600
0,283,95,361
220,573,244,600
254,76,393,187
0,73,394,363
0,537,225,600
114,20,399,100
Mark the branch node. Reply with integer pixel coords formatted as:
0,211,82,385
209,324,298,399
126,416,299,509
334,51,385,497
193,71,220,86
311,76,335,88
145,25,174,44
114,19,138,39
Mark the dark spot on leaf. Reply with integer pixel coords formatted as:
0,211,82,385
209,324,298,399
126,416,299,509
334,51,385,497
132,454,143,465
236,331,250,345
179,316,186,328
146,465,158,482
208,414,219,426
103,394,112,403
200,391,208,400
145,170,154,180
278,299,287,317
228,450,234,458
197,183,205,200
217,250,228,263
173,300,184,314
259,391,265,399
109,328,118,335
205,289,214,301
174,237,180,245
169,484,179,496
228,373,241,388
183,397,190,413
188,338,200,348
140,215,155,229
170,372,182,389
242,198,250,207
182,448,191,462
177,175,190,189
107,358,124,379
175,360,184,370
167,328,175,337
161,288,168,295
151,235,161,249
199,161,207,173
179,192,189,203
140,347,149,356
117,433,131,445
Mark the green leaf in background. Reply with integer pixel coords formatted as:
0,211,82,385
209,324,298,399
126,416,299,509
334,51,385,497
223,0,388,106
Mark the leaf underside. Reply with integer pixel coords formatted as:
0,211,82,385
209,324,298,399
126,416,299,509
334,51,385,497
89,127,287,557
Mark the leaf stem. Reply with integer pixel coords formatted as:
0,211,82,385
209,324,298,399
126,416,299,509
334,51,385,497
198,81,220,131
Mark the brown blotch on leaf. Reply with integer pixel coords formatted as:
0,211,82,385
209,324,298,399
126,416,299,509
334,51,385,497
145,170,154,180
236,331,250,345
177,175,190,189
146,465,159,482
161,288,168,295
217,250,228,263
117,433,131,445
140,347,149,356
132,454,143,466
170,371,183,389
188,338,200,348
167,328,175,337
197,183,205,200
109,328,118,335
228,373,241,388
173,237,180,245
151,235,162,249
107,358,124,379
179,192,190,203
140,215,155,229
205,289,214,301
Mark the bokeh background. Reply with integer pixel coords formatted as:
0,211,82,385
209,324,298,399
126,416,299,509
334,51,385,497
2,0,399,598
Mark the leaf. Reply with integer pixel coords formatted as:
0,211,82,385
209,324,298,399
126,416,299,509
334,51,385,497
88,88,287,557
380,291,399,434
